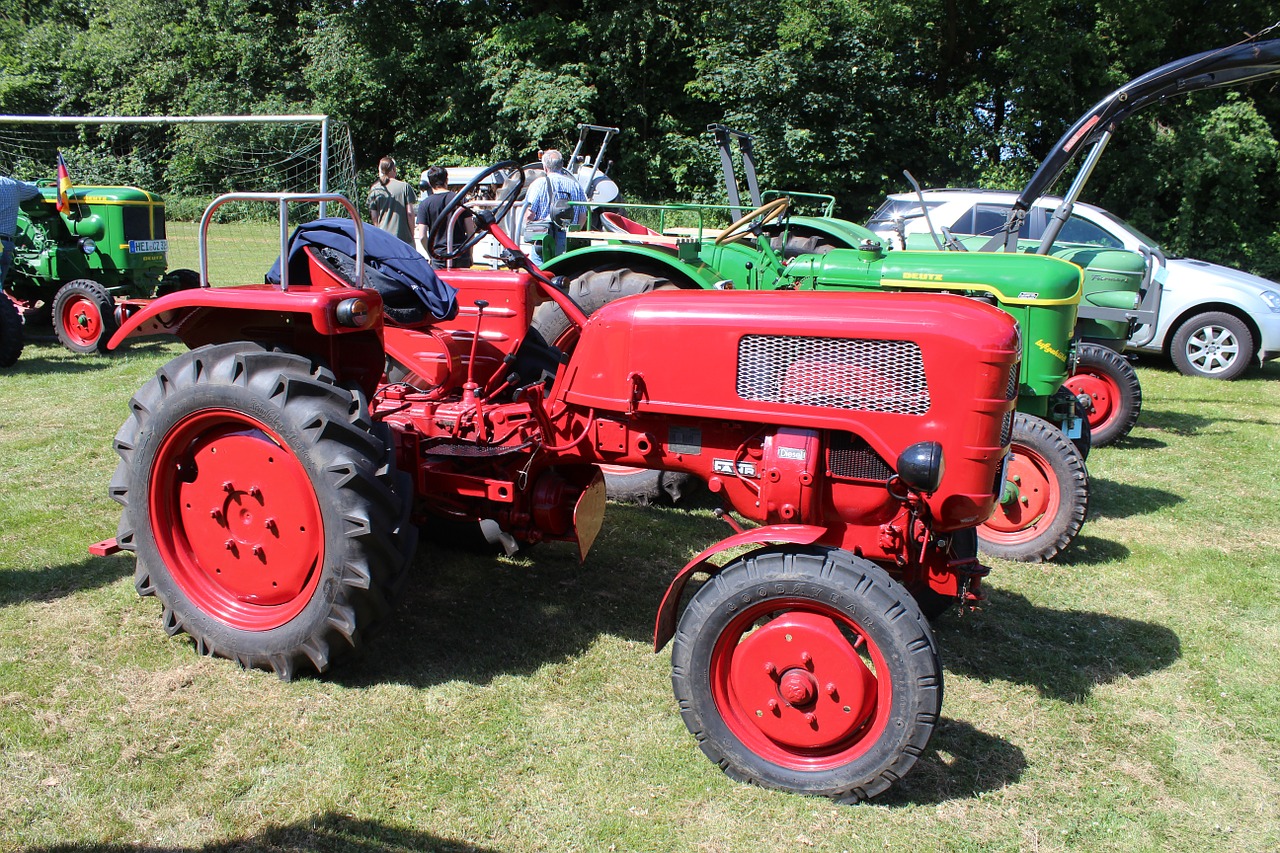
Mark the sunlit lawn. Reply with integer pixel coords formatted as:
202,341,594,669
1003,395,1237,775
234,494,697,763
1,342,1278,852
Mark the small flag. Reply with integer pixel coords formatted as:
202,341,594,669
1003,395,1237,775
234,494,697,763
56,152,72,213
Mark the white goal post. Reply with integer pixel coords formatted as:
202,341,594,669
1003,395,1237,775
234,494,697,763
0,114,358,284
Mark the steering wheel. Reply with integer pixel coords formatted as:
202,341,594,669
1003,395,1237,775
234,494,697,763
428,160,526,262
713,196,791,246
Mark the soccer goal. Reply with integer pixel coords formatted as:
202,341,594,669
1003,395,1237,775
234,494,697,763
0,114,357,285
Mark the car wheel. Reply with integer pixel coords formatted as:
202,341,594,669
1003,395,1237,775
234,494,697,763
1170,311,1255,380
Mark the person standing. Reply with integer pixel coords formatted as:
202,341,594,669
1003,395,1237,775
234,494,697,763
366,156,417,244
1,174,42,287
522,149,585,265
415,166,472,268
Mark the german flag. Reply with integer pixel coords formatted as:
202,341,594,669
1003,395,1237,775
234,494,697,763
56,152,72,213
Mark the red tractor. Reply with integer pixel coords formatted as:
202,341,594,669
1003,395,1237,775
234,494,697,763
92,166,1019,802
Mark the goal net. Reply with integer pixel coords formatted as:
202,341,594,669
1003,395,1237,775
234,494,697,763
0,115,357,286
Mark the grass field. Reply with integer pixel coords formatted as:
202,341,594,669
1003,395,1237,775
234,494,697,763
1,338,1278,852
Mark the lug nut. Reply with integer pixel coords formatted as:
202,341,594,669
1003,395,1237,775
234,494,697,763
222,481,235,493
248,486,262,499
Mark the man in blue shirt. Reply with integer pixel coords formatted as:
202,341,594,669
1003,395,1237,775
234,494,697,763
522,149,585,266
1,174,42,287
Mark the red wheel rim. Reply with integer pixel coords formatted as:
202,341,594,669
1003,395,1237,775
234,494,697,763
60,293,104,348
982,441,1060,544
149,409,324,631
710,598,889,770
1064,369,1117,433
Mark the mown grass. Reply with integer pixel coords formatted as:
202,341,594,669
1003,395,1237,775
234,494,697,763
1,342,1278,852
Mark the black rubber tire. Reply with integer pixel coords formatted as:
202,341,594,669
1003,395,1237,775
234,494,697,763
1170,311,1255,381
532,266,701,505
0,295,23,368
979,413,1089,563
52,279,118,355
671,547,941,802
911,528,977,621
1069,343,1141,446
530,266,675,349
108,342,418,679
156,267,201,296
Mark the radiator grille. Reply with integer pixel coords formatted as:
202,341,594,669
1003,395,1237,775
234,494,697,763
828,433,894,481
1006,363,1021,400
1000,411,1014,447
737,335,930,414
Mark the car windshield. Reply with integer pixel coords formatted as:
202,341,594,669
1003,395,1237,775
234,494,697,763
1087,207,1169,255
866,197,942,227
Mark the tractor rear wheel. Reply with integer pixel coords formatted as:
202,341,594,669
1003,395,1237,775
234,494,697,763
1066,343,1141,446
156,267,201,296
0,295,23,367
53,279,118,355
109,342,417,679
979,413,1089,562
532,266,701,505
671,547,941,801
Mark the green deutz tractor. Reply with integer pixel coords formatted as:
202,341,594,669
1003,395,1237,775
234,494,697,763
6,182,198,354
533,195,1088,564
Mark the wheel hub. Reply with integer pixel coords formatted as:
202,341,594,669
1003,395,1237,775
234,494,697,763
1065,372,1113,429
987,454,1052,533
726,612,878,750
151,411,324,629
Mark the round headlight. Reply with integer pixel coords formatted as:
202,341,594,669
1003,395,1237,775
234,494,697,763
79,238,97,254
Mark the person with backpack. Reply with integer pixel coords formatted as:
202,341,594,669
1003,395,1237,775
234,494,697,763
521,149,585,266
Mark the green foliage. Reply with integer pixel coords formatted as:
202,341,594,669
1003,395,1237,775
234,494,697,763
2,0,1278,277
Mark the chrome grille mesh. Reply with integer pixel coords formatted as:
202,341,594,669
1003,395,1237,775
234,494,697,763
737,336,930,414
1000,411,1014,448
1006,363,1021,400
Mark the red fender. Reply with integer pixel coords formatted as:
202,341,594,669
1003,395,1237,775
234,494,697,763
653,523,828,652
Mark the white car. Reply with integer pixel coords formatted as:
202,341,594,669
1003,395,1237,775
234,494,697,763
867,189,1280,380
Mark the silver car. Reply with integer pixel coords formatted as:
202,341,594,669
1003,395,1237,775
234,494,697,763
868,189,1280,380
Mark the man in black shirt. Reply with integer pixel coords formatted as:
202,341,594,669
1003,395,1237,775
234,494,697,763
414,166,472,269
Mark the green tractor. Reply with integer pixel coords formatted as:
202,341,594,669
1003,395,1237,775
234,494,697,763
533,192,1088,564
6,182,198,354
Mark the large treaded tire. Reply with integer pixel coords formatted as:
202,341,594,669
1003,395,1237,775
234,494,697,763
109,342,417,679
53,279,118,355
672,547,941,802
1066,342,1141,446
533,267,701,505
979,413,1089,563
0,295,23,368
1169,311,1255,381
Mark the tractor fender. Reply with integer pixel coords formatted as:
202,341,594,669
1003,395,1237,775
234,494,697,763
653,524,828,652
788,215,878,248
107,285,386,396
543,244,725,290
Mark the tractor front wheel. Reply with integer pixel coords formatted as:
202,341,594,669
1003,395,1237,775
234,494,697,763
979,413,1089,563
109,343,417,679
0,294,23,367
671,547,941,802
53,279,118,355
1066,343,1141,446
532,266,701,505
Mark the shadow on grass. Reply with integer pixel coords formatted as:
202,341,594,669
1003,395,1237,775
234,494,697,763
934,587,1181,702
8,339,175,375
1051,533,1131,566
0,556,132,608
1135,407,1215,436
331,502,729,689
1083,477,1183,522
21,811,499,852
878,718,1027,806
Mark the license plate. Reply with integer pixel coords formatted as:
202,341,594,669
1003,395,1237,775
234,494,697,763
128,239,168,254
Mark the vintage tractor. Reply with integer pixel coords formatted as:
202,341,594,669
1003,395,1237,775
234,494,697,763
535,190,1087,564
91,167,1020,802
6,181,198,354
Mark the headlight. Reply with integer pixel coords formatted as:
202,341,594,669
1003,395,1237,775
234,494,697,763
1260,290,1280,313
79,238,96,254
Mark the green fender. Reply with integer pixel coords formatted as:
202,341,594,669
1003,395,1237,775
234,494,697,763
542,243,726,290
786,215,878,247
